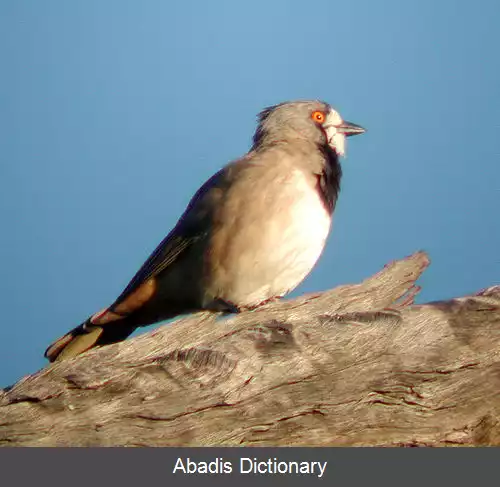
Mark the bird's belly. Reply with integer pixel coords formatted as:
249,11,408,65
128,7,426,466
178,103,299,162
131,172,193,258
212,172,332,308
277,188,331,282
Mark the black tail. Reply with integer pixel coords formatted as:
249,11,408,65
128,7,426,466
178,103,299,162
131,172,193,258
44,317,138,362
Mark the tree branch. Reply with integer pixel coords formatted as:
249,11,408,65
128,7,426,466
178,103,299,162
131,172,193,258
1,251,499,446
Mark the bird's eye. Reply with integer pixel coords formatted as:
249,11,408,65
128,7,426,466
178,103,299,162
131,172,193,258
311,111,326,124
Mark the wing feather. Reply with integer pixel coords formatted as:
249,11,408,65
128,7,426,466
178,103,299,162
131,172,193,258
108,168,228,310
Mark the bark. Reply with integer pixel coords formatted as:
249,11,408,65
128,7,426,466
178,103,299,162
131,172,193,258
1,251,499,446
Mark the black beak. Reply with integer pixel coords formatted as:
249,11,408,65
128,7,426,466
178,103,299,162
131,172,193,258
337,121,366,137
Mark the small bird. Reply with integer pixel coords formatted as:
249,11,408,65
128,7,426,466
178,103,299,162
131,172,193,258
45,100,365,362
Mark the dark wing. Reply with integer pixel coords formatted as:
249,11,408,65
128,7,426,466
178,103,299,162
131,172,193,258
109,169,226,309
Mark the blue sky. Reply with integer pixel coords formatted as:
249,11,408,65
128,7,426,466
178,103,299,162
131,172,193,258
1,0,499,387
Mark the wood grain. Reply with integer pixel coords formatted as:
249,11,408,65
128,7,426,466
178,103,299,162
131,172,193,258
2,251,499,446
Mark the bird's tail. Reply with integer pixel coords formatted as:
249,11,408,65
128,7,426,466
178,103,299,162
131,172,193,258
44,315,138,362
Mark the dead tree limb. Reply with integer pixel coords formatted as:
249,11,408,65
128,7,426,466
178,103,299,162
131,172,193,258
1,251,499,446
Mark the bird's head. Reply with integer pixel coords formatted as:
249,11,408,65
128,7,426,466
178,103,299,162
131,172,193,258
252,100,365,156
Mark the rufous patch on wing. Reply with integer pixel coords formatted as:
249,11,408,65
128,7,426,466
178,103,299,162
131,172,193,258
90,278,157,325
90,307,124,325
113,278,157,315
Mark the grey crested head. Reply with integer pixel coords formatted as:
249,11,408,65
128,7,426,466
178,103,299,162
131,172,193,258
251,100,365,157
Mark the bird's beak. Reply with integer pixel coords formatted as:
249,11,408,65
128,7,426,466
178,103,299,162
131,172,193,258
336,121,366,137
324,110,365,156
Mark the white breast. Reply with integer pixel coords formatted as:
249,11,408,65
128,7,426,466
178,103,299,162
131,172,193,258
272,169,331,294
211,168,333,309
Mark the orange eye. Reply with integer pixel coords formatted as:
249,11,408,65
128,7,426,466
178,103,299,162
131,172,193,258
311,111,325,123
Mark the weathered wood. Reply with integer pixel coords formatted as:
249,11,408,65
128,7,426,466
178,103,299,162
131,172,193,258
1,251,499,446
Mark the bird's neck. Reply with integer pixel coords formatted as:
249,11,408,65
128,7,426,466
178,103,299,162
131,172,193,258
317,144,342,214
251,138,342,214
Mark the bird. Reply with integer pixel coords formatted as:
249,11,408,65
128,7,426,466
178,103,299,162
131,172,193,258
45,100,365,362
